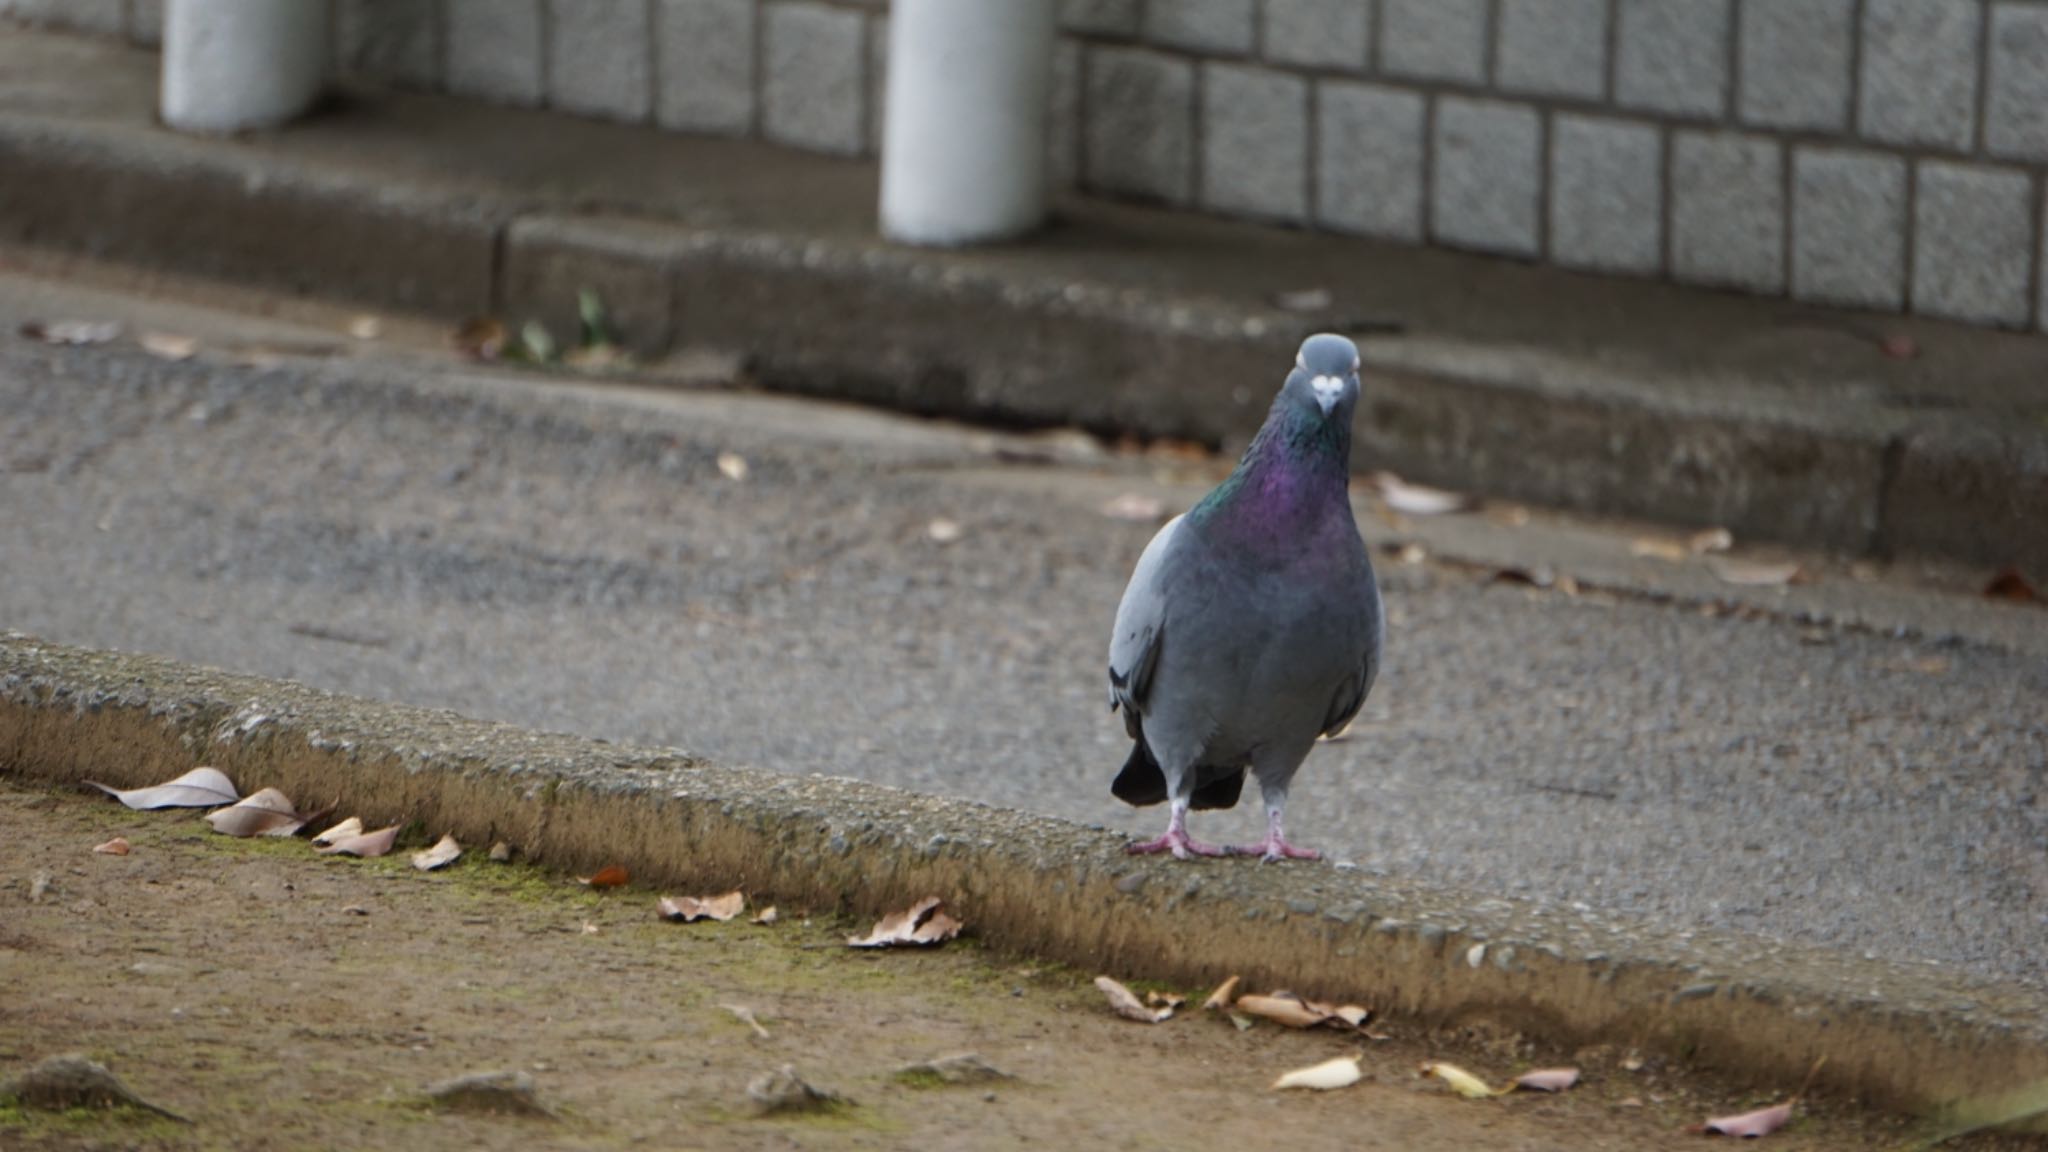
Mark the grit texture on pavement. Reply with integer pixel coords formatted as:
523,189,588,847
0,270,2043,1001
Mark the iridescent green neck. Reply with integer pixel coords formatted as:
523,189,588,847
1189,401,1353,531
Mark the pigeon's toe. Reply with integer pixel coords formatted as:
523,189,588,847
1127,830,1227,859
1228,836,1323,862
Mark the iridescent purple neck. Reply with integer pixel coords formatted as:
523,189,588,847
1188,403,1354,544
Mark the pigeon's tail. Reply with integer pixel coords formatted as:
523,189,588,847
1111,739,1246,811
1111,740,1168,806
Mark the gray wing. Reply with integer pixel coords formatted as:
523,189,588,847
1107,514,1184,738
1320,573,1384,737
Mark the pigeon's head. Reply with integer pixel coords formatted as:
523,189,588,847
1283,333,1362,421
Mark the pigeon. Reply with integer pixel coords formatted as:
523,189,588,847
1106,333,1383,862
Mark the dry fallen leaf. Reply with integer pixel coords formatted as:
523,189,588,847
1694,1101,1794,1138
1492,564,1568,590
657,891,746,923
848,896,963,948
1369,471,1476,516
22,320,121,345
1512,1067,1581,1093
347,315,382,341
927,518,963,544
1984,567,2039,603
89,767,238,810
1101,493,1167,522
1691,1057,1824,1138
204,787,305,838
1707,557,1805,587
1201,975,1241,1011
752,906,779,925
488,840,513,862
92,837,130,856
1235,993,1328,1029
1273,1055,1363,1091
1688,527,1734,554
139,331,198,361
1095,976,1173,1023
1145,990,1187,1010
1629,537,1689,562
724,1004,771,1039
1420,1061,1502,1099
311,816,363,847
316,824,401,858
716,452,749,482
411,833,462,872
1235,991,1373,1031
562,342,630,372
452,316,508,360
1272,287,1333,312
580,865,629,889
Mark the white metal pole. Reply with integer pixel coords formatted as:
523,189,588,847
161,0,332,134
879,0,1058,246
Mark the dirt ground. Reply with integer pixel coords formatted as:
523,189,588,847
0,779,1988,1152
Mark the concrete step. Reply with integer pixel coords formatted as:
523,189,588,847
0,28,2041,575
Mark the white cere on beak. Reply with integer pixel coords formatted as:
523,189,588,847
1311,374,1344,415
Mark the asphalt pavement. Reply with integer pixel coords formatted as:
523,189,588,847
1,264,2044,997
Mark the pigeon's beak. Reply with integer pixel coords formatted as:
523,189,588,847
1311,375,1343,416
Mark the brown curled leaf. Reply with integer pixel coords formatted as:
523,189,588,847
1201,975,1241,1011
1692,1101,1793,1138
657,891,746,923
204,788,305,838
1511,1067,1581,1093
1095,976,1172,1023
315,824,400,858
410,833,462,871
579,865,629,889
89,767,237,810
847,897,963,948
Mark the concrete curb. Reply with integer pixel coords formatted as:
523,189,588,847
5,632,2045,1116
0,42,2041,571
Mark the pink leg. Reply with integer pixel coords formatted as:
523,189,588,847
1229,808,1322,862
1127,800,1227,860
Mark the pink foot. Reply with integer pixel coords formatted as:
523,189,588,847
1230,808,1321,862
1126,829,1228,860
1227,836,1322,862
